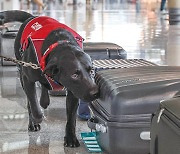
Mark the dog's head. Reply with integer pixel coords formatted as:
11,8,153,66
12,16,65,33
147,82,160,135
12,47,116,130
44,44,99,101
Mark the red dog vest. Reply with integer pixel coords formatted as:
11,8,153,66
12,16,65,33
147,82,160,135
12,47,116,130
21,16,83,90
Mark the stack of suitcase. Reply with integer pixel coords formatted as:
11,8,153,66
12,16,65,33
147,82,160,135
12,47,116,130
88,65,180,154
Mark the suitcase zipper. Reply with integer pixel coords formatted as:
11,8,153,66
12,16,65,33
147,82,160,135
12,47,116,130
157,108,165,123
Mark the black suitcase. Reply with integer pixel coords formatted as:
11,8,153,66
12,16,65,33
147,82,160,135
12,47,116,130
150,97,180,154
88,66,180,154
83,42,127,60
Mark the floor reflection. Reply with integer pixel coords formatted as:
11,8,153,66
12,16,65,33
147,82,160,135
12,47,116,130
166,25,180,66
37,0,169,65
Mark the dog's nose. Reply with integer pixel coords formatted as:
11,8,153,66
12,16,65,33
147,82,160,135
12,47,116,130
90,87,99,99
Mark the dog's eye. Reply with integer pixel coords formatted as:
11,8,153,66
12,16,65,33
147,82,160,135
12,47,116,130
71,73,79,79
52,67,59,75
71,70,80,80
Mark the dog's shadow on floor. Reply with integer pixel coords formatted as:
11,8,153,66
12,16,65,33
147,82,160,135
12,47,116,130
44,107,67,121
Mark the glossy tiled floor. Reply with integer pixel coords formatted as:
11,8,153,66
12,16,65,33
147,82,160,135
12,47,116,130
0,0,179,153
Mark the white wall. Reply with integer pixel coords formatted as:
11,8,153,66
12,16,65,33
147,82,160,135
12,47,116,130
0,0,20,10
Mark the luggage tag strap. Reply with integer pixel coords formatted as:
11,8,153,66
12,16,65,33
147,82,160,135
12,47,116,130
81,132,102,153
40,42,59,71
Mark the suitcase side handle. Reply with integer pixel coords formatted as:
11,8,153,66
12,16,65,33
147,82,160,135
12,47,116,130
87,117,107,133
106,47,127,59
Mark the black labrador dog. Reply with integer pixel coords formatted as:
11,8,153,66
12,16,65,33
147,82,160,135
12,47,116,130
0,10,99,147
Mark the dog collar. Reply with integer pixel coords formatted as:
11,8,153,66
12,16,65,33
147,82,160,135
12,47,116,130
40,40,70,71
40,42,59,71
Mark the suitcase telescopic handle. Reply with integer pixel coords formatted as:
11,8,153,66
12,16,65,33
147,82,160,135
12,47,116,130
87,117,107,133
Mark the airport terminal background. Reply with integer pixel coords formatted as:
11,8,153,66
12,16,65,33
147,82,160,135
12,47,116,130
0,0,179,153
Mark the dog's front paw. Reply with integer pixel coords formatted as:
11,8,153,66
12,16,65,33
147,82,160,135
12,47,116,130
28,123,41,132
40,100,50,109
40,96,50,109
64,136,80,147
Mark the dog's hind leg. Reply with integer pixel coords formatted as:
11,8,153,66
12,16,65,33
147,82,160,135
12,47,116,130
40,84,50,109
64,90,80,147
22,75,43,131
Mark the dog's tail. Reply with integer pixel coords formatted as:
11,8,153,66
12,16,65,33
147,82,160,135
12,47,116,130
0,10,33,24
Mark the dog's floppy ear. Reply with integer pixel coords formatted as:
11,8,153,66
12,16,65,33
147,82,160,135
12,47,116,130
43,60,60,77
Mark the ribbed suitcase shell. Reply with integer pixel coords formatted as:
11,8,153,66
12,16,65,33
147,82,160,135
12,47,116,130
90,66,180,154
150,97,180,154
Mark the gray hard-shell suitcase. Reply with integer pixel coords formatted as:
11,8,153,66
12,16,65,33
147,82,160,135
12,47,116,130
150,97,180,154
78,59,156,120
0,30,18,66
0,22,21,66
83,42,127,60
88,66,180,154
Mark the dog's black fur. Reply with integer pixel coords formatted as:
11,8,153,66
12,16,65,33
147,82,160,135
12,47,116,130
0,10,99,147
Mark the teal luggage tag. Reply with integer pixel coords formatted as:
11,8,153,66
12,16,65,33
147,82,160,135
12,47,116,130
81,132,102,153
